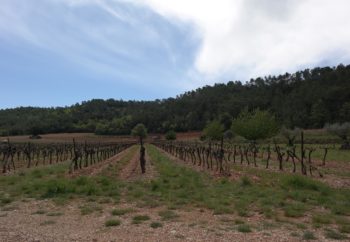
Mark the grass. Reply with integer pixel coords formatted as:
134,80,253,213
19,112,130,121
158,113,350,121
132,215,150,224
32,209,46,215
0,143,350,235
150,221,163,228
111,208,134,216
324,228,348,240
80,203,103,215
303,230,317,240
40,220,56,226
47,212,64,216
237,224,252,233
105,219,121,227
158,210,179,221
0,149,139,206
340,225,350,234
312,214,332,225
234,219,245,225
284,203,307,218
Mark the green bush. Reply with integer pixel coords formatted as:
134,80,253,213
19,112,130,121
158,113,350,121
237,224,252,233
105,219,121,227
150,222,163,228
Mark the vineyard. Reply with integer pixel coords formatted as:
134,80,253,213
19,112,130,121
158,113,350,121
0,131,349,241
0,139,134,174
153,140,329,177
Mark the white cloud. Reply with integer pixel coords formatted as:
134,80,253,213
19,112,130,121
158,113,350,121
133,0,350,80
1,0,350,87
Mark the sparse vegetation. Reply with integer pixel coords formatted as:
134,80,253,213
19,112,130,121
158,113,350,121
105,219,121,227
303,231,317,240
150,221,163,228
132,215,150,224
237,224,252,233
158,210,179,221
111,208,134,216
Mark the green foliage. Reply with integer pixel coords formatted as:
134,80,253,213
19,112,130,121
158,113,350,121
220,113,232,130
237,224,252,233
303,231,317,240
284,203,307,217
105,219,121,227
324,228,348,240
150,221,163,228
312,214,332,225
165,130,176,140
203,120,224,141
158,210,179,221
131,123,147,139
240,176,252,187
231,109,279,141
281,176,328,192
340,102,350,122
95,116,133,135
132,215,150,224
111,208,133,216
1,65,350,135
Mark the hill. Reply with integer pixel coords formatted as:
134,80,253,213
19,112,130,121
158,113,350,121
1,64,350,136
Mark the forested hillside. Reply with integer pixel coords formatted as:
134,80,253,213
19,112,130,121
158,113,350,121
1,64,350,136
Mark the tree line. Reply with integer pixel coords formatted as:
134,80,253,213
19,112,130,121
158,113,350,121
0,64,350,136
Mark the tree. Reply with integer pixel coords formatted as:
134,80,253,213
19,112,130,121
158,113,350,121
326,122,350,149
202,120,224,142
340,102,350,122
165,130,176,141
131,123,148,174
310,100,329,128
220,113,232,130
231,109,279,142
131,123,147,146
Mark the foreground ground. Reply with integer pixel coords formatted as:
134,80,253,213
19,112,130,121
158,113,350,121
0,145,349,241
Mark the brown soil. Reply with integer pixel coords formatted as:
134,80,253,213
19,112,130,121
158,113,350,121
119,149,158,182
0,199,329,242
2,133,135,144
155,147,242,181
68,147,133,178
0,145,344,241
156,146,350,190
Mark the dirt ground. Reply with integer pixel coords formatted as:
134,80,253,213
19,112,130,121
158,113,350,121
2,133,135,144
119,150,157,182
69,147,133,178
0,145,345,242
1,197,328,242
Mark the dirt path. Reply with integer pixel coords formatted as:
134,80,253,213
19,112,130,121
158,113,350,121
68,146,134,177
119,148,157,182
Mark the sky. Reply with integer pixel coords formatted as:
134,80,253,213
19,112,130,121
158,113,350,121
1,0,350,109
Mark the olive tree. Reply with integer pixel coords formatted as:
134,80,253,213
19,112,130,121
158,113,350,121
131,123,147,147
